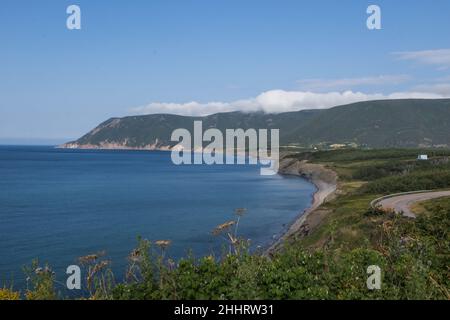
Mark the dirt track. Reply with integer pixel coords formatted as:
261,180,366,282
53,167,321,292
378,191,450,218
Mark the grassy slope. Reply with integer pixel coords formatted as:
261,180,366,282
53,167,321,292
292,148,450,250
411,196,450,216
285,99,450,147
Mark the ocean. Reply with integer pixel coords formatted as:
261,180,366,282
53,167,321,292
0,146,315,289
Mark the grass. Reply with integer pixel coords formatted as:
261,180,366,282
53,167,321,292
288,148,450,163
411,196,450,216
299,193,379,250
296,149,450,249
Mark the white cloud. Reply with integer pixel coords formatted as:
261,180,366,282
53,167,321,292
394,49,450,68
297,75,411,91
133,101,232,116
131,89,447,116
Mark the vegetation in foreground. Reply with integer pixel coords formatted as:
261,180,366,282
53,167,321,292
1,148,449,300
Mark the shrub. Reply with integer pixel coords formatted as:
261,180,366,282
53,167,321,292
23,260,57,300
0,288,20,300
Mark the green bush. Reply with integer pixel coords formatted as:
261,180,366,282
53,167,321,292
111,210,448,300
361,170,450,194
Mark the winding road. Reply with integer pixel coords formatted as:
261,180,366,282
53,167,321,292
378,191,450,218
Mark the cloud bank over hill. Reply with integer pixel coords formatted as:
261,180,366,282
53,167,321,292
130,49,450,117
131,89,446,116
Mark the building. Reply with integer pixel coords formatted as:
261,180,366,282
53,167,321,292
417,154,428,161
330,144,346,149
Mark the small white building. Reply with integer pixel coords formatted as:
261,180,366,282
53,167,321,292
417,154,428,161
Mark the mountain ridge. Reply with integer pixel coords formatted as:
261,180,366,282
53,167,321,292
61,99,450,149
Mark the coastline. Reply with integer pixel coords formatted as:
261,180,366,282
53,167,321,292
266,156,338,254
59,144,336,253
57,143,277,163
57,142,173,151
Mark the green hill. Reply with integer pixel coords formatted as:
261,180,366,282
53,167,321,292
62,99,450,149
285,99,450,147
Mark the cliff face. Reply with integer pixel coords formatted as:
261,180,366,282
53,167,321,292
278,158,338,210
61,99,450,149
267,156,338,254
61,141,172,151
278,157,337,188
60,115,186,150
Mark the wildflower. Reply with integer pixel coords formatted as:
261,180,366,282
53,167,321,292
212,221,235,236
78,251,106,265
129,248,142,262
91,260,110,274
78,254,98,265
155,240,172,250
34,266,53,275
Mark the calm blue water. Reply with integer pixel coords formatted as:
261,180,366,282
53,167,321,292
0,146,315,289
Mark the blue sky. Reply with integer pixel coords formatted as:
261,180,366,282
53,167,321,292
1,0,450,142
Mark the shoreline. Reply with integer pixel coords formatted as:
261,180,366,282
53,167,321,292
59,144,337,253
266,157,338,254
57,143,173,151
57,143,278,164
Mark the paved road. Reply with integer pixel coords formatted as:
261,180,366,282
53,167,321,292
378,191,450,218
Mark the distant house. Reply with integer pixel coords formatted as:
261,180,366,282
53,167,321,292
417,154,428,161
330,144,346,149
